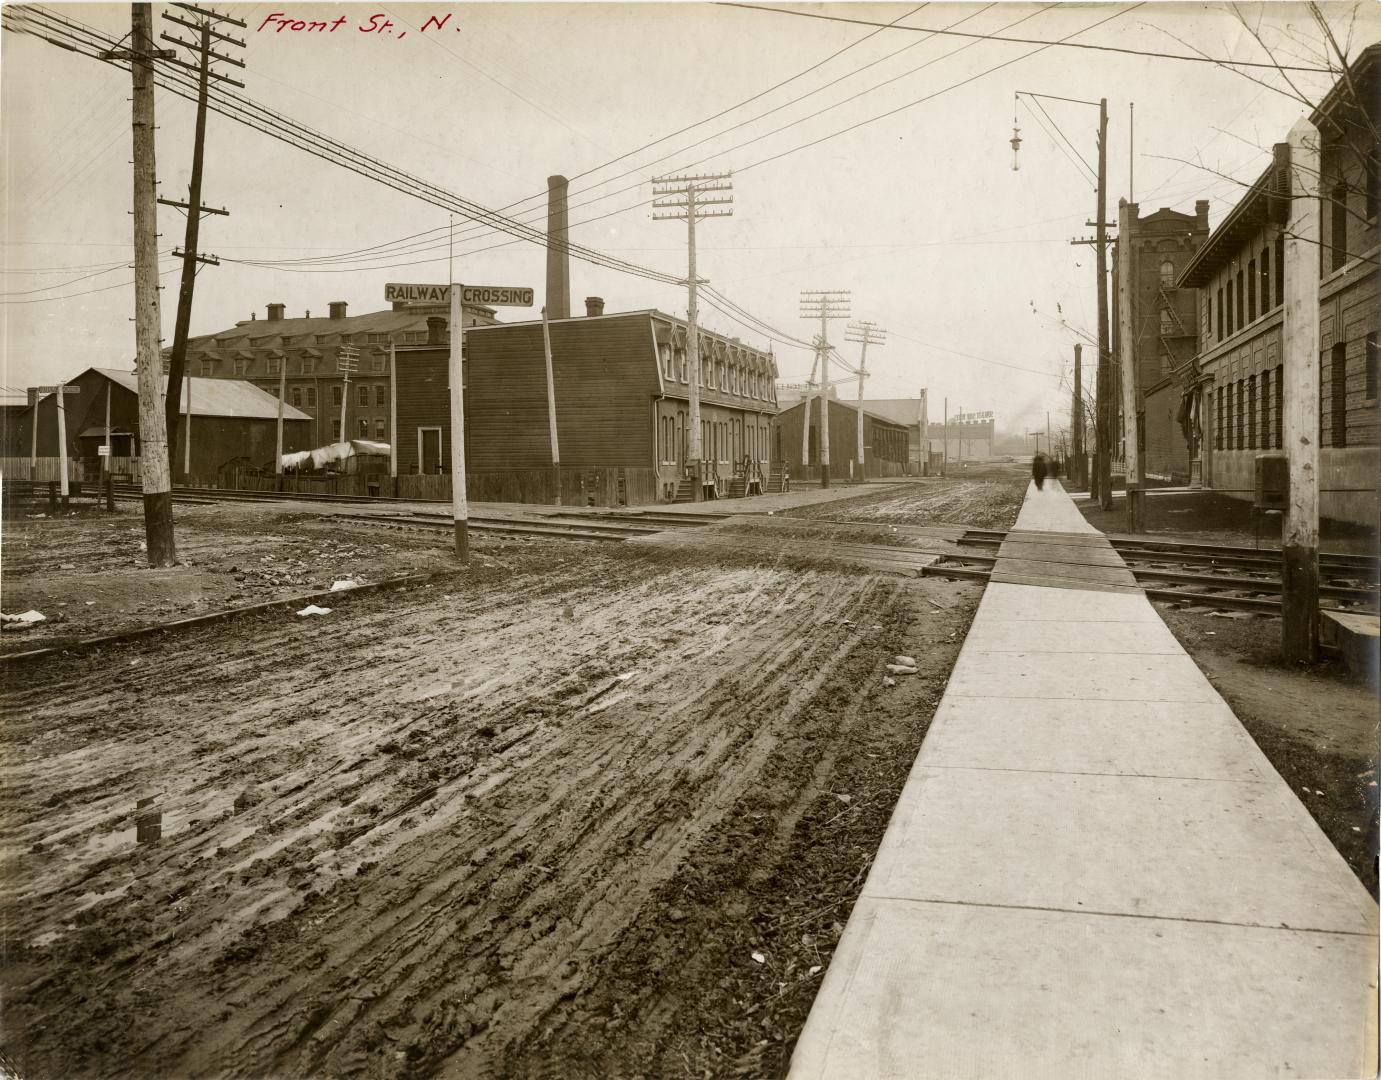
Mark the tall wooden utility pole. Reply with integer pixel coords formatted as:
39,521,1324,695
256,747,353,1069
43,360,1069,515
653,172,733,502
541,306,561,504
448,283,469,560
918,388,929,476
1281,117,1321,664
1072,343,1084,489
158,3,245,473
800,290,851,488
801,349,820,470
275,355,286,485
1094,97,1112,510
337,343,359,442
845,320,886,482
122,3,176,565
388,342,398,492
1118,198,1142,531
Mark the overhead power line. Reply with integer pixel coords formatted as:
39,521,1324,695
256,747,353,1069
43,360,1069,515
717,3,1337,71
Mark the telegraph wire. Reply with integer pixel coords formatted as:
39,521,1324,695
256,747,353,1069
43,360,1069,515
717,3,1336,71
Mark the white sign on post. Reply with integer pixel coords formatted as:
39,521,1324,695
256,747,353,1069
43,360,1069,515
384,283,533,307
98,445,111,457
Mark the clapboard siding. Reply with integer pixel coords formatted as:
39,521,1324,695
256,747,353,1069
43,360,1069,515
466,316,660,469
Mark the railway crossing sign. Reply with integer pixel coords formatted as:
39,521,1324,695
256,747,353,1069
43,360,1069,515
384,283,534,307
28,385,80,406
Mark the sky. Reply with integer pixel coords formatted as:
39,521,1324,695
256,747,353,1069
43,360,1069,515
2,1,1376,437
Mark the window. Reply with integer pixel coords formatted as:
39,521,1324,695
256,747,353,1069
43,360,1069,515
332,385,343,408
1217,287,1225,341
267,356,282,376
302,356,317,375
375,418,387,440
1247,259,1256,322
358,384,369,407
1260,246,1271,311
1330,342,1348,447
1274,233,1284,303
1274,366,1284,449
1235,271,1244,329
306,387,317,408
371,354,386,373
659,344,672,378
1214,388,1223,450
1261,368,1272,450
1160,309,1173,335
375,385,388,407
1330,182,1349,272
1247,374,1257,449
332,419,342,441
676,348,687,383
1367,333,1378,401
359,418,369,437
1235,380,1244,449
234,357,251,377
199,359,216,376
367,333,388,344
1159,260,1175,286
291,387,303,408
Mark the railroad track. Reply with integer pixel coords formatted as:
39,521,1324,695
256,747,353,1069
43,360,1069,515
918,529,1379,613
330,512,667,544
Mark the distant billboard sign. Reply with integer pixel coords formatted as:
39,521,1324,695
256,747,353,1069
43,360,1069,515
385,283,534,307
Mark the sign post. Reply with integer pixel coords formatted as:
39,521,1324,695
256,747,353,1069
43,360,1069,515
56,381,69,501
541,306,561,505
105,381,115,511
30,385,80,490
389,342,398,490
449,283,468,560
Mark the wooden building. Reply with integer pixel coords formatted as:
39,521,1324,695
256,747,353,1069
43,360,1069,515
775,396,910,481
8,367,312,483
391,305,780,504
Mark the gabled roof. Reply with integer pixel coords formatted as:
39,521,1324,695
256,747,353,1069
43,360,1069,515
776,396,911,430
92,368,311,421
1175,147,1288,288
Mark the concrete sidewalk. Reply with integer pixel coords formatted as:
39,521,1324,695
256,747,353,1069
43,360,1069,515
790,480,1378,1080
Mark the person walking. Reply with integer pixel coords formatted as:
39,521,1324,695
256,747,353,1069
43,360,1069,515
1032,452,1048,491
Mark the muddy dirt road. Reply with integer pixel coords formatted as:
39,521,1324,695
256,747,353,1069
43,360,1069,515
782,470,1027,530
2,538,981,1079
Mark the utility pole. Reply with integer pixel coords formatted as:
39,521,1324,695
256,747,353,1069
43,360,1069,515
158,3,245,473
1094,97,1112,510
109,4,176,566
56,380,69,505
338,343,359,443
919,388,929,476
653,172,733,502
943,396,948,474
845,320,886,483
1118,198,1143,530
449,283,469,560
541,306,561,504
1072,342,1084,489
800,290,850,488
275,355,286,486
104,380,115,511
388,342,398,494
1281,117,1321,664
801,349,820,471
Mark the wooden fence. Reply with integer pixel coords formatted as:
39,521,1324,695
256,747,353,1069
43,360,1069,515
0,456,86,482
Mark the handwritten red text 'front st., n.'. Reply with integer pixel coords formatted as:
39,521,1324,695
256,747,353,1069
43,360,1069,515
256,13,458,37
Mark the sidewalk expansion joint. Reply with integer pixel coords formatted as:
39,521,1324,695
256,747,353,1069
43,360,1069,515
865,894,1380,938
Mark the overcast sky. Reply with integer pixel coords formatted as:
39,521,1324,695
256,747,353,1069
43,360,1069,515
3,1,1374,435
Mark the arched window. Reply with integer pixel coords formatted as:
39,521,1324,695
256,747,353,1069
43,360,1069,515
1159,260,1175,286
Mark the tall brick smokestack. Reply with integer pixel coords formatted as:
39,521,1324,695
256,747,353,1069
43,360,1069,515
546,175,570,320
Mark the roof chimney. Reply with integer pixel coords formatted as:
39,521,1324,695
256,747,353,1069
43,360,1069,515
1194,198,1210,232
546,175,570,320
426,316,448,346
584,296,605,317
267,303,284,321
329,301,347,320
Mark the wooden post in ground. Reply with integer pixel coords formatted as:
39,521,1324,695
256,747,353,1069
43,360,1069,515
275,355,286,491
448,284,468,561
56,380,69,507
1118,198,1143,531
389,342,398,497
541,306,561,504
1072,343,1084,490
131,2,175,566
30,388,38,481
105,380,115,511
1281,117,1321,664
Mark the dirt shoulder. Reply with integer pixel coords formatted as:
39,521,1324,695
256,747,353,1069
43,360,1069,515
782,470,1028,530
2,537,981,1079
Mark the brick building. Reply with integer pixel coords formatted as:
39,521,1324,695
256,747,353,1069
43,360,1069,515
775,396,909,481
1176,45,1379,525
1112,202,1210,483
172,297,498,448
